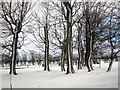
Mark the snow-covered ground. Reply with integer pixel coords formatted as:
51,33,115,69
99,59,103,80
0,61,118,88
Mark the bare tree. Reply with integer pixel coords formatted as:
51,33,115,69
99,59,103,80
0,1,31,75
106,3,119,72
32,2,50,71
63,2,75,74
82,2,109,72
49,2,66,71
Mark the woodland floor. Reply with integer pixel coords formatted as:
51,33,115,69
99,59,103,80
0,61,119,88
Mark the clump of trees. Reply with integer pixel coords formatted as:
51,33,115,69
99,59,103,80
0,1,119,75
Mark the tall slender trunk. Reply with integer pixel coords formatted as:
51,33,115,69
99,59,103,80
63,2,74,74
85,21,91,72
44,26,50,71
66,18,70,73
78,27,82,70
11,33,18,75
66,6,74,74
88,30,94,70
47,40,49,71
61,49,65,71
10,53,12,74
61,15,66,72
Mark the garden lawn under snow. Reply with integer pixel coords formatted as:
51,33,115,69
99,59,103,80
1,61,118,88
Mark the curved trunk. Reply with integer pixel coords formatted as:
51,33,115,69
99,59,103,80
107,15,114,72
107,39,114,72
107,49,114,72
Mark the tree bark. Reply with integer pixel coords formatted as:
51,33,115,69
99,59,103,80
89,31,94,70
78,27,82,70
85,21,91,72
61,48,65,71
107,37,114,72
107,13,114,72
63,2,75,74
44,25,50,71
11,33,18,75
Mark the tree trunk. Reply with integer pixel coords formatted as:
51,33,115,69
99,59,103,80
63,2,75,74
107,38,114,72
89,30,94,70
107,15,114,72
78,27,82,70
44,26,50,71
61,49,65,71
85,21,91,72
61,14,66,72
66,4,75,74
9,55,12,74
11,33,18,75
